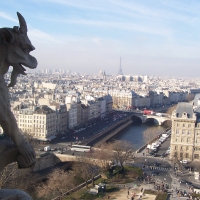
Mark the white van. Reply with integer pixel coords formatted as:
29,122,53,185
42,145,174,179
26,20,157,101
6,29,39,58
180,160,188,164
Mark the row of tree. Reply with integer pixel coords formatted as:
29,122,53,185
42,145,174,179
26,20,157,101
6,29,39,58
0,140,134,199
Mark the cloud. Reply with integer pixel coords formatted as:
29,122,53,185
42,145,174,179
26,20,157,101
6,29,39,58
0,12,18,22
29,28,63,45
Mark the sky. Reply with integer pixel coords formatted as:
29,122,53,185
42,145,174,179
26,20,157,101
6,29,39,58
1,0,200,77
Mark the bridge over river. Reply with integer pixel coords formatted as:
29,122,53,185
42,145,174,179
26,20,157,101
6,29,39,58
81,112,171,146
130,112,171,125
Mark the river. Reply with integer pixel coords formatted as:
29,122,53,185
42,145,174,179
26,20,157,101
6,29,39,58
111,122,166,151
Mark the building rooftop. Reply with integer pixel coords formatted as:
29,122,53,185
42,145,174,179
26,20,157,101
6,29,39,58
176,102,194,118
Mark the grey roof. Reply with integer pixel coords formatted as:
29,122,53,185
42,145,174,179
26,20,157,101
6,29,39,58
176,102,194,118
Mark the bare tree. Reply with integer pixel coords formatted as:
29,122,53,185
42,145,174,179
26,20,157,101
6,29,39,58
91,144,113,172
186,93,195,102
109,140,132,170
171,153,184,176
162,120,172,129
191,161,200,172
73,157,100,187
0,162,38,193
0,163,17,189
166,105,177,115
36,169,75,199
21,130,39,148
143,127,161,145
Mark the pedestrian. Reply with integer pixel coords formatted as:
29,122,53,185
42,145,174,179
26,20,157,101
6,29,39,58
128,190,129,195
141,188,143,192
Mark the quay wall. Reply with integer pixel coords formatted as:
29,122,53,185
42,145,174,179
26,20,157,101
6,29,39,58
33,154,61,172
93,120,133,146
84,116,133,146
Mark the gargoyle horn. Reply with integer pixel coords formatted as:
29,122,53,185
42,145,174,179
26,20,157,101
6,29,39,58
17,12,27,34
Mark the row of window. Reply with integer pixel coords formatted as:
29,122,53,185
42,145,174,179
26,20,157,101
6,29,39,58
176,130,191,135
176,123,192,128
174,152,190,158
174,146,190,151
175,137,191,142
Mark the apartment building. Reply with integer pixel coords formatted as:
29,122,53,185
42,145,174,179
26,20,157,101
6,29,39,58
65,94,80,129
170,102,200,162
109,89,135,109
134,95,150,108
18,105,56,141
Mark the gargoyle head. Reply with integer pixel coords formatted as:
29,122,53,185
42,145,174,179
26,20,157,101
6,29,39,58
0,12,37,87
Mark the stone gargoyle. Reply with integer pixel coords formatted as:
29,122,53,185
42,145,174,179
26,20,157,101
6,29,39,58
0,12,37,199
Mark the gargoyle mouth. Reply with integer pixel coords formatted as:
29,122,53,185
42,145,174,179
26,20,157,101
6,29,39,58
17,63,27,75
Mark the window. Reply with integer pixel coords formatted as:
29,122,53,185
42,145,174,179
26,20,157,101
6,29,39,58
188,124,191,128
194,154,199,159
182,130,185,134
186,153,189,158
176,130,179,134
175,146,177,150
177,123,179,127
183,123,185,127
186,146,189,151
188,131,191,135
180,146,183,150
180,152,183,158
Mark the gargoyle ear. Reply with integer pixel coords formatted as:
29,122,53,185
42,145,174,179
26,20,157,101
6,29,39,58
0,28,14,45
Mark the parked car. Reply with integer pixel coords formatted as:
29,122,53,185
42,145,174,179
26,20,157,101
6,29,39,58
149,150,156,155
152,153,160,157
179,180,186,184
151,171,159,176
154,162,161,166
161,153,166,158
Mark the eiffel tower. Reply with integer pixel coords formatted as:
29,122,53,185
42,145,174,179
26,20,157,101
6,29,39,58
117,57,123,75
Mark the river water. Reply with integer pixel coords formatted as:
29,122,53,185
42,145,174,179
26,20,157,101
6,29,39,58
111,122,166,151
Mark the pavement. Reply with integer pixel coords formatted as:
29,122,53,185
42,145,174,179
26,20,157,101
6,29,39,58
134,143,200,200
102,183,157,200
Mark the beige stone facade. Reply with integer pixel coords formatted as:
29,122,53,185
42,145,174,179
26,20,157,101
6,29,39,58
170,102,200,162
18,105,57,141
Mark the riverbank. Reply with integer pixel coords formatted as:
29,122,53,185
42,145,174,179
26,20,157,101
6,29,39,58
83,116,133,146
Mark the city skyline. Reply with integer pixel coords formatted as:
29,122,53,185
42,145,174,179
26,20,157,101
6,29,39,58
1,0,200,77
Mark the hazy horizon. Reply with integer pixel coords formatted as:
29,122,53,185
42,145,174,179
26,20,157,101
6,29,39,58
1,0,200,77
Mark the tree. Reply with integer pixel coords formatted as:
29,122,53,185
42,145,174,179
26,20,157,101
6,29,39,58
0,162,38,194
143,127,161,145
109,140,132,170
73,157,100,187
91,143,113,172
186,93,195,102
36,169,75,199
166,105,177,115
21,130,39,148
171,153,184,175
162,120,172,129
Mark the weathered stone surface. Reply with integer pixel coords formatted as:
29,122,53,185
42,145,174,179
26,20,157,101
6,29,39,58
0,12,37,199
